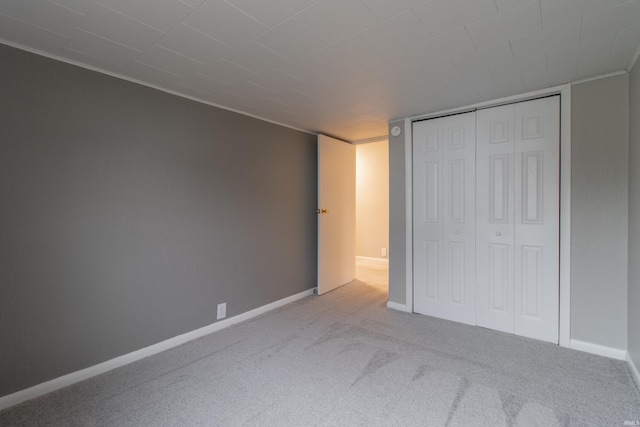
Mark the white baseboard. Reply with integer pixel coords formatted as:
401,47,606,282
627,352,640,391
0,288,314,411
569,339,627,360
387,301,411,313
356,256,389,266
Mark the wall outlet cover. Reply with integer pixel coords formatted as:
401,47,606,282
217,303,227,320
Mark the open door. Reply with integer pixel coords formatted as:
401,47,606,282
317,134,355,295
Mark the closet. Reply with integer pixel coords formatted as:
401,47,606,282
412,96,560,344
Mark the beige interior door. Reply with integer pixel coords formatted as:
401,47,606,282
317,134,355,295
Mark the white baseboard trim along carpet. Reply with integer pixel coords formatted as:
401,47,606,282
569,339,627,360
0,288,314,411
384,307,633,364
2,274,638,426
628,352,640,391
386,301,410,313
385,310,640,390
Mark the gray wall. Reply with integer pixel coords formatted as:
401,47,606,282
388,120,407,305
629,62,640,370
388,75,630,350
0,45,317,398
571,74,629,350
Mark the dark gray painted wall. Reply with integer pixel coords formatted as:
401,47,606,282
388,120,406,305
629,62,640,371
0,45,317,397
387,75,631,350
571,74,629,350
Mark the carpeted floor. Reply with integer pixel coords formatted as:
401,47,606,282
1,259,639,426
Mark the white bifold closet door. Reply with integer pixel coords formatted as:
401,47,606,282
412,112,476,325
476,97,560,343
413,96,560,344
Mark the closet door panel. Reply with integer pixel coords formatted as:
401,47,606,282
514,97,560,343
413,120,444,314
476,105,516,334
441,114,476,324
413,112,475,324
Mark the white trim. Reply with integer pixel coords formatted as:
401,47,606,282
404,118,414,314
405,84,568,123
627,352,640,391
571,70,628,86
570,339,627,360
559,85,572,348
629,43,640,72
404,84,571,347
402,76,622,124
352,135,388,145
356,256,389,265
0,288,314,411
0,39,315,137
387,301,410,312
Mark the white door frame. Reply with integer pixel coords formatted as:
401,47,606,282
404,84,571,348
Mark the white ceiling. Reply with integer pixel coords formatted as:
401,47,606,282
1,0,639,141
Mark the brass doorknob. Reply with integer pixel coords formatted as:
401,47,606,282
316,208,328,214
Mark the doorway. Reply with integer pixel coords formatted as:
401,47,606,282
355,140,389,290
316,135,390,295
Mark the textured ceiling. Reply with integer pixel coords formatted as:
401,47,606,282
1,0,639,142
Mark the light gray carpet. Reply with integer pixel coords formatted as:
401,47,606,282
2,259,639,426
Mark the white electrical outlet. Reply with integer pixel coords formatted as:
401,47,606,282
382,248,387,257
217,303,227,320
